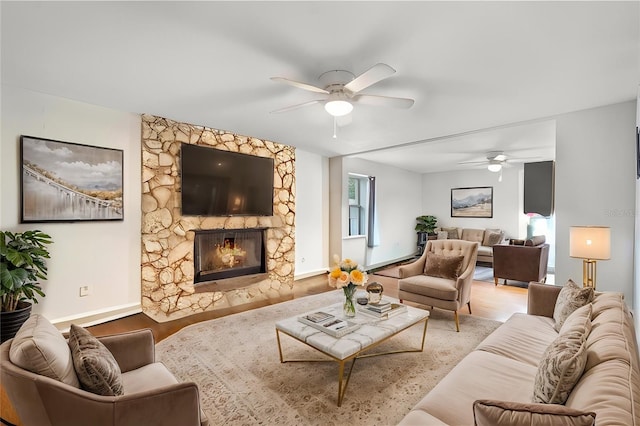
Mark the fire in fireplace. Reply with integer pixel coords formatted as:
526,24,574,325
193,228,267,284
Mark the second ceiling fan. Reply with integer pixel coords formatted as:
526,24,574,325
271,63,415,117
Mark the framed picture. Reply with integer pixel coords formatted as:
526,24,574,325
451,186,493,218
20,136,124,223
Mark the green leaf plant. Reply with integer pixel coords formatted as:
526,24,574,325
0,230,52,312
414,215,438,234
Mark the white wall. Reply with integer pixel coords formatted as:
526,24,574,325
555,101,636,302
1,85,142,325
421,165,523,239
294,149,329,278
330,157,423,268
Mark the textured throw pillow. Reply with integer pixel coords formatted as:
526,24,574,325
442,227,459,239
532,332,588,404
68,324,124,396
553,280,594,332
473,399,596,426
436,231,448,240
424,252,464,279
482,230,503,247
9,314,80,387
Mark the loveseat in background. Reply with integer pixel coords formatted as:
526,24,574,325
435,227,505,265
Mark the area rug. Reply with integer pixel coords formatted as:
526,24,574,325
473,265,495,283
156,291,502,425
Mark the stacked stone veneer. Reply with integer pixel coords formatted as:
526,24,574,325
141,114,295,322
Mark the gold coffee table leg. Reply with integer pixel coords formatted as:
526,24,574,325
337,358,358,407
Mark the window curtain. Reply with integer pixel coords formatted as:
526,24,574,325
367,176,376,247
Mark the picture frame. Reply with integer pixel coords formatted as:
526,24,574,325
451,186,493,218
20,135,124,223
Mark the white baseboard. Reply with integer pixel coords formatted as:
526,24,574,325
51,302,142,332
366,255,416,271
294,268,328,280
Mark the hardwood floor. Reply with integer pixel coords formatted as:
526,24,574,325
1,271,528,425
85,272,528,342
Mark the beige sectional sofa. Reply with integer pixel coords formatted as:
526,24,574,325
436,227,505,264
399,282,640,425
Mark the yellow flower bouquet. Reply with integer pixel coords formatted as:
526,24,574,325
328,255,368,317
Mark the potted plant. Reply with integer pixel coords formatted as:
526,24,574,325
0,230,52,342
415,215,438,235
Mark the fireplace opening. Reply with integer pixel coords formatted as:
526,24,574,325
193,228,267,284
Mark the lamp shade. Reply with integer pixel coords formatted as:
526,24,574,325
570,226,611,260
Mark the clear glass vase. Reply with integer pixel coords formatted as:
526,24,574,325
343,286,356,318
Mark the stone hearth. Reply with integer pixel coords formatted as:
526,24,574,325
141,114,295,322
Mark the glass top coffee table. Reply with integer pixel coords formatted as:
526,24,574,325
275,296,429,406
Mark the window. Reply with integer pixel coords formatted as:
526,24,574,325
348,176,366,236
348,174,377,247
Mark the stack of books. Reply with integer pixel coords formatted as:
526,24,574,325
298,311,361,338
359,302,408,319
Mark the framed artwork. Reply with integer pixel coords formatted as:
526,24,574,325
20,135,124,223
451,186,493,218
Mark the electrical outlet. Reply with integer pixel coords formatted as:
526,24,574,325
79,286,89,297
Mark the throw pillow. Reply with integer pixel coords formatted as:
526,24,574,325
9,314,80,387
559,303,593,338
68,324,124,396
473,399,596,426
442,227,459,239
532,332,588,404
436,231,448,240
424,252,464,279
553,280,594,332
482,230,503,247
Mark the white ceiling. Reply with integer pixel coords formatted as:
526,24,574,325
2,2,638,173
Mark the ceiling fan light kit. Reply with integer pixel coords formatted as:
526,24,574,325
271,63,414,121
325,100,352,117
488,160,503,172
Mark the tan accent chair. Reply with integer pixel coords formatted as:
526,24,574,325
398,240,479,332
0,328,208,426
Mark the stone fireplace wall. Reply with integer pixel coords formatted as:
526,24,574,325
141,114,295,322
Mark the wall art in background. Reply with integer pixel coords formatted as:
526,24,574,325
451,186,493,218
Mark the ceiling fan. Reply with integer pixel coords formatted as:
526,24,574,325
270,63,415,118
458,151,542,171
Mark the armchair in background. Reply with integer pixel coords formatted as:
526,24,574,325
492,235,550,286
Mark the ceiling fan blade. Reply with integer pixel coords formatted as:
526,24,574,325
270,99,324,114
270,77,329,94
457,160,488,165
344,63,396,93
352,94,414,109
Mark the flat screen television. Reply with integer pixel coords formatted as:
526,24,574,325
180,144,274,216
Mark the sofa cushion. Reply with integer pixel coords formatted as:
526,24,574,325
68,324,124,396
473,399,596,426
532,330,589,404
424,252,464,279
475,313,557,367
461,228,484,243
553,280,594,332
398,275,459,301
8,314,80,387
482,229,504,247
406,351,538,426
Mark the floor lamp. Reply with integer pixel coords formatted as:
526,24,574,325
569,226,611,290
